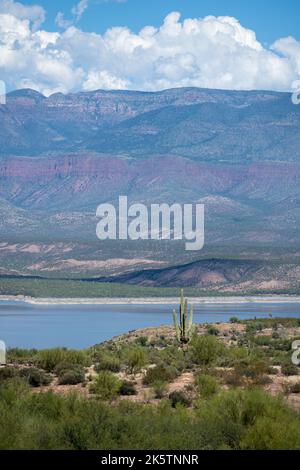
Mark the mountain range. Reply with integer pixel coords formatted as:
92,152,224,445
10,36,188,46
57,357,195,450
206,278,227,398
0,87,299,293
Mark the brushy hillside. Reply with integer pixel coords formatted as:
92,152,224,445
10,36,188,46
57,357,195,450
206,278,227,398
1,317,300,450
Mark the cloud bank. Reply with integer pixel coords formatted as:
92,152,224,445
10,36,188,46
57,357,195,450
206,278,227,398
0,1,299,96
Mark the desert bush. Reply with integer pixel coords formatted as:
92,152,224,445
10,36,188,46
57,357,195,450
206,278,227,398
153,381,167,399
169,391,190,408
123,347,147,374
196,388,300,450
135,336,148,347
206,326,220,336
156,346,187,371
246,322,263,334
189,335,224,365
35,348,89,372
270,350,289,366
89,371,121,400
119,380,136,396
143,365,178,385
58,367,85,385
217,346,249,367
270,339,293,352
241,416,300,450
234,359,269,381
267,366,279,375
253,336,272,346
195,374,219,398
54,361,75,375
6,348,37,364
0,366,18,382
223,371,245,387
19,368,52,387
288,383,300,394
94,354,121,373
281,362,299,376
229,317,239,324
0,378,299,450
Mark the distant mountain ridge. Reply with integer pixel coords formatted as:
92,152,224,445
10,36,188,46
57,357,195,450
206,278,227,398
1,86,299,162
0,87,299,289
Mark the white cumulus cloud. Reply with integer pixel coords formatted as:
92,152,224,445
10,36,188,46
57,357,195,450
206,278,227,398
0,3,299,96
0,0,45,30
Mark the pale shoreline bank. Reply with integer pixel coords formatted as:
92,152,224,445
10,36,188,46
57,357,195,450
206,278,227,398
1,294,300,305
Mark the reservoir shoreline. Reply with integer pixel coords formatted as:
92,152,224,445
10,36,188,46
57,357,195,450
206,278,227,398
1,294,300,305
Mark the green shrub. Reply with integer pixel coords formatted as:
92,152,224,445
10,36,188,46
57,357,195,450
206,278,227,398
206,326,220,336
153,381,167,399
169,391,190,408
195,374,219,398
189,335,224,365
155,346,187,371
135,336,148,347
230,317,239,324
58,367,85,385
196,388,300,450
0,366,18,382
19,368,52,387
54,361,76,375
95,354,121,373
217,346,249,367
288,383,300,394
253,336,272,346
124,347,147,374
35,349,88,372
246,322,263,334
234,360,268,381
270,339,293,352
89,371,121,400
0,377,30,406
0,378,299,450
143,365,178,385
119,380,136,396
6,348,37,364
223,371,245,387
281,362,299,376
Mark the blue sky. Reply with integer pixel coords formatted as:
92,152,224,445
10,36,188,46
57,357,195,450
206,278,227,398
22,0,300,44
1,0,300,94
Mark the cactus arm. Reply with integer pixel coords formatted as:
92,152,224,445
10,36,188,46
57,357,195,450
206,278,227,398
180,290,184,331
188,304,194,340
189,304,194,330
183,299,188,341
173,309,181,341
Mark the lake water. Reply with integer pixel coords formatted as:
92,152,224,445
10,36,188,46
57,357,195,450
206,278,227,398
0,301,300,349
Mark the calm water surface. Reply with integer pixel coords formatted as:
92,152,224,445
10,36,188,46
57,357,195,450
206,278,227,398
0,301,300,349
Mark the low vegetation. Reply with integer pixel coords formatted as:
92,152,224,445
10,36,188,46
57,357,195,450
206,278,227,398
1,315,300,449
2,276,298,298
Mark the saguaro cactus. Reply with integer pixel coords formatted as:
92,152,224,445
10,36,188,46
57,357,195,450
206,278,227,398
173,290,194,344
0,340,6,365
